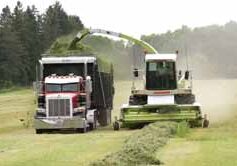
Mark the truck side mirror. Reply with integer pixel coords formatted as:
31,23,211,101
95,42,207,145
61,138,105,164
133,68,139,77
185,71,189,80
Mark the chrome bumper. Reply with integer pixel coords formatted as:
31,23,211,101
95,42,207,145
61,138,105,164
34,116,86,129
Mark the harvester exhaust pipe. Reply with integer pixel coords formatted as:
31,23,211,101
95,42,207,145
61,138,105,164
133,68,139,77
185,71,189,80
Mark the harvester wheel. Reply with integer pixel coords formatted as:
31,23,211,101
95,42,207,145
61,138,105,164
203,119,209,128
175,94,195,104
113,121,120,131
129,95,147,105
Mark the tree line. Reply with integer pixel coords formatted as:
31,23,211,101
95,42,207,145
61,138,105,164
141,23,237,79
1,1,237,89
0,1,83,88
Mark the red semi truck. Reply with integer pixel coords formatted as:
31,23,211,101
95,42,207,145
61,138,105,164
34,56,114,134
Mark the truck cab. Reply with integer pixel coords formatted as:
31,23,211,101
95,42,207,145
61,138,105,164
44,75,87,118
35,74,95,134
34,56,114,134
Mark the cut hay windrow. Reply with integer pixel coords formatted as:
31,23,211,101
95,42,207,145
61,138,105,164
91,122,179,166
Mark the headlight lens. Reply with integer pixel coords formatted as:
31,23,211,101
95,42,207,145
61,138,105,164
37,108,46,113
73,107,85,113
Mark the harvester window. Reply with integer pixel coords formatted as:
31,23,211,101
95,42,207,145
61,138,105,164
146,61,177,90
148,62,157,71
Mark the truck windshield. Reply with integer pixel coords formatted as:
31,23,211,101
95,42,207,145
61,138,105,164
46,84,61,92
146,61,177,90
62,83,78,92
46,83,78,92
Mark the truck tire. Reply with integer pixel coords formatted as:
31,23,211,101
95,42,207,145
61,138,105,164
36,129,43,134
98,109,111,126
82,126,87,133
77,126,87,133
89,116,97,131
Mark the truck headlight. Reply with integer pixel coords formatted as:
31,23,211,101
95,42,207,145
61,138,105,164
37,108,46,113
73,107,85,113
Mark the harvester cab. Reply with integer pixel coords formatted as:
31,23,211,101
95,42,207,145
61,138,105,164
130,53,193,105
124,52,208,128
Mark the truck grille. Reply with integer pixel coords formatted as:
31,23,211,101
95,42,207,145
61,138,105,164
48,99,70,117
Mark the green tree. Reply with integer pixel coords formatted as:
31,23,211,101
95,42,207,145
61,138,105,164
42,1,84,50
0,5,25,87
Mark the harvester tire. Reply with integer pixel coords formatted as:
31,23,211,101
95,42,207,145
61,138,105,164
129,95,147,105
175,94,195,104
113,121,120,131
203,119,209,128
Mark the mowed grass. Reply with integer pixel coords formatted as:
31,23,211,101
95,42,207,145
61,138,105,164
0,88,35,133
0,129,132,166
0,81,134,166
1,80,237,166
157,79,237,166
158,117,237,166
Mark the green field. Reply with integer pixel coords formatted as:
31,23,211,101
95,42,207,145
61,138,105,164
158,120,237,166
0,82,133,166
158,79,237,166
0,80,237,166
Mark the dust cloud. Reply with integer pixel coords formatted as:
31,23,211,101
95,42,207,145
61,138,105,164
193,79,237,123
178,51,237,124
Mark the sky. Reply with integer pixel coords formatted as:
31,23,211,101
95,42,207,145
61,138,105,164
0,0,237,38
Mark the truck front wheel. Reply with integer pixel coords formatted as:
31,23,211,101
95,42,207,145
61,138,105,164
89,116,97,131
77,126,87,133
36,129,43,134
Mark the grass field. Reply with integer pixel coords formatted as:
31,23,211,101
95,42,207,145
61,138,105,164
0,80,237,166
158,79,237,166
0,82,133,166
158,121,237,166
